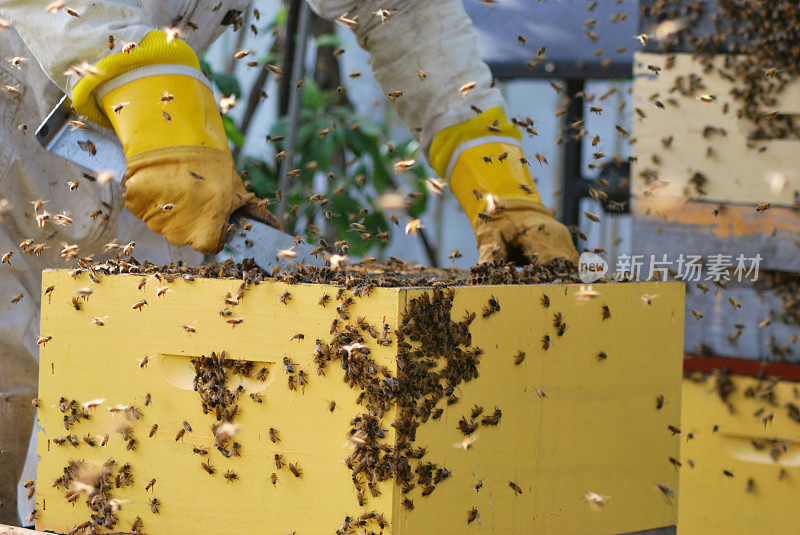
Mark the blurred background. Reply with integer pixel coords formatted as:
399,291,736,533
204,0,638,268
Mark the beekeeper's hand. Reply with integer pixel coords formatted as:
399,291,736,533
72,30,250,254
430,108,579,266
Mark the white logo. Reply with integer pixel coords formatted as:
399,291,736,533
579,252,608,283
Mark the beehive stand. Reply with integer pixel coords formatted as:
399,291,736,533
35,270,684,534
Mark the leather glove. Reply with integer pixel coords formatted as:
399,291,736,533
430,108,578,266
71,30,252,253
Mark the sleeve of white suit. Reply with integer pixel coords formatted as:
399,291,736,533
0,1,154,92
308,0,506,159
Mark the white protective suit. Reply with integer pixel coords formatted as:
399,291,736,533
0,0,504,525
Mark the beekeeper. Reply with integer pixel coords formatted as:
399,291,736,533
0,0,577,525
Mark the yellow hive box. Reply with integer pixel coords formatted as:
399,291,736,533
679,375,800,534
35,270,684,534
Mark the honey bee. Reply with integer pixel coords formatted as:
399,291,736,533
149,498,160,513
269,427,281,443
223,470,238,482
201,462,215,475
668,425,681,435
133,299,148,310
279,291,292,304
669,457,682,468
467,507,478,523
145,478,156,492
288,463,302,478
148,424,158,437
541,334,550,350
270,473,278,485
402,498,414,510
274,453,284,470
655,395,664,410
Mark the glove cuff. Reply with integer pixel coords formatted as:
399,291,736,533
448,142,544,229
429,107,521,178
72,30,202,128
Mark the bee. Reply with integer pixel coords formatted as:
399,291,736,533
149,498,160,513
1,250,12,263
668,425,681,435
540,294,550,308
145,478,156,492
182,323,197,333
728,297,741,309
192,446,208,455
201,462,215,475
37,334,52,346
416,69,427,79
270,473,278,485
288,463,302,478
138,354,151,368
513,350,526,365
723,469,734,478
11,294,23,304
131,516,143,532
223,470,238,482
149,424,158,437
256,367,270,381
91,315,107,326
112,101,130,113
269,427,281,443
474,480,483,491
509,481,523,494
482,295,501,318
53,436,67,446
100,434,109,446
71,297,82,310
275,454,284,470
133,299,148,310
233,48,252,60
467,507,478,523
249,392,263,403
669,457,682,468
318,293,330,307
144,393,151,406
175,428,185,441
279,291,292,304
387,90,403,101
402,498,414,510
541,334,550,350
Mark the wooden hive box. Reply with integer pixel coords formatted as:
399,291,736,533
679,374,800,534
630,51,800,273
34,269,684,534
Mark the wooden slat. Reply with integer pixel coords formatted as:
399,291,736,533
632,52,800,206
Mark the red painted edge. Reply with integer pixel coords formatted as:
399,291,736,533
684,353,800,382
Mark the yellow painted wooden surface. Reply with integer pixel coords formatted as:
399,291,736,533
36,271,684,534
679,376,800,534
632,52,800,207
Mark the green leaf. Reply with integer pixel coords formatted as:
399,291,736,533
213,71,242,99
315,33,342,48
221,115,245,148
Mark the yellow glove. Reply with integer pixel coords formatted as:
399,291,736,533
430,108,578,265
72,30,251,254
